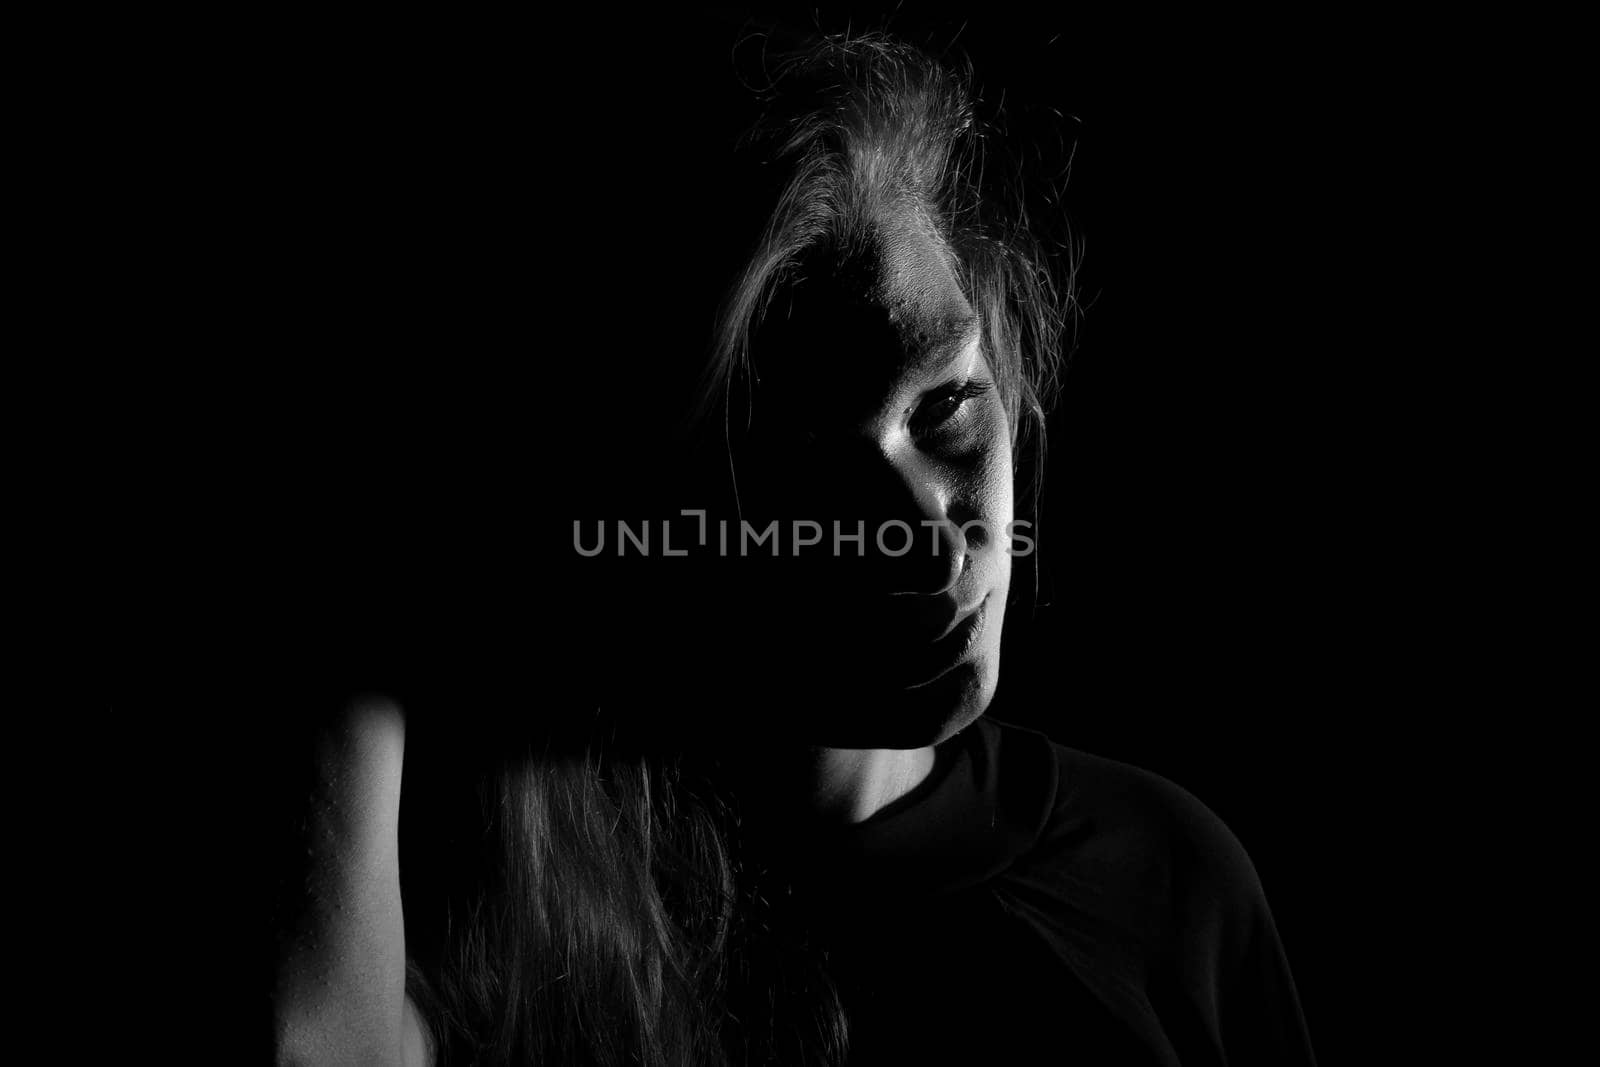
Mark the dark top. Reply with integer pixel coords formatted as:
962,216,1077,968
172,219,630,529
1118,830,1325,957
775,716,1317,1066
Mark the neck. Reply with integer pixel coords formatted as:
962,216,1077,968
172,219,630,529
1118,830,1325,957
798,745,937,824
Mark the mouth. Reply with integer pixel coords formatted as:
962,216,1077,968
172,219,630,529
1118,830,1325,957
903,594,989,689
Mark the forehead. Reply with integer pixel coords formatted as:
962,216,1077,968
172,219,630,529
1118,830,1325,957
754,209,978,386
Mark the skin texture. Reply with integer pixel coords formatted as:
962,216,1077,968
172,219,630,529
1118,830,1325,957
273,697,431,1067
737,205,1016,819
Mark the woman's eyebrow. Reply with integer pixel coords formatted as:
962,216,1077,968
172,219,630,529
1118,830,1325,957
907,316,982,374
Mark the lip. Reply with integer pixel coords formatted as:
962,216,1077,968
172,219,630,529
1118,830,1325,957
902,595,988,689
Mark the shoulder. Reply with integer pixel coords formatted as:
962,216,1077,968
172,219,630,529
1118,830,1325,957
984,718,1269,943
1061,739,1261,900
981,719,1315,1062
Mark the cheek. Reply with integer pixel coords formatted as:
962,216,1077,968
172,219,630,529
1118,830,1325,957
932,403,1016,573
985,468,1016,589
971,454,1012,532
965,400,1015,527
989,425,1015,522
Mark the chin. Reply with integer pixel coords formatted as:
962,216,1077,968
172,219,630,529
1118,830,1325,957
909,655,999,746
812,652,1000,749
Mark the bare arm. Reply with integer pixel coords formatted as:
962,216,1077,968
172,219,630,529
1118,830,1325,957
272,695,431,1067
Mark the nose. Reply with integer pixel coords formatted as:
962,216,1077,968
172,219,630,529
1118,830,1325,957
819,438,970,601
887,473,966,598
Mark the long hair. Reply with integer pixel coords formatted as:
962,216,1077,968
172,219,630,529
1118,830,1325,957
692,31,1075,550
406,727,848,1066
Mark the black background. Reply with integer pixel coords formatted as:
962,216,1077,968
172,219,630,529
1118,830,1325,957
87,6,1443,1059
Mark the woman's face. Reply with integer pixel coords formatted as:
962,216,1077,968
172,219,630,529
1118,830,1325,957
737,213,1015,748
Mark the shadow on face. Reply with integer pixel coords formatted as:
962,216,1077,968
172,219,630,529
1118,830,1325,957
717,215,1016,749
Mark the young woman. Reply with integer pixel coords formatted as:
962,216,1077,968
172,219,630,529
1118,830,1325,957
652,33,1317,1065
272,30,1315,1067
